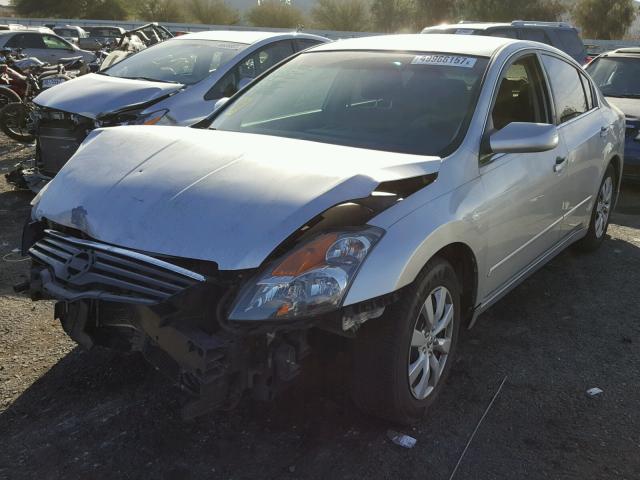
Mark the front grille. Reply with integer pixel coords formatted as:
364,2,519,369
29,230,205,304
35,108,94,176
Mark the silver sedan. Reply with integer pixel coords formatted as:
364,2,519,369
24,34,624,423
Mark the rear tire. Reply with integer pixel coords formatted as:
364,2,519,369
351,257,461,424
574,164,615,252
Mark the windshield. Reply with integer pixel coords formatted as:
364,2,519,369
211,51,488,156
103,39,248,85
587,57,640,97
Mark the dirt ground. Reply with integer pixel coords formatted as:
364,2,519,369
0,133,639,480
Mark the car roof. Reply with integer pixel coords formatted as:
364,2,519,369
425,21,576,31
610,47,640,56
175,30,322,45
310,33,516,58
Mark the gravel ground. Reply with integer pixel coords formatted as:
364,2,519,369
1,133,639,480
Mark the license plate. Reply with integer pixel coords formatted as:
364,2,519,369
41,77,66,88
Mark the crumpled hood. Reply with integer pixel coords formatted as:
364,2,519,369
605,96,640,119
33,126,441,269
33,73,183,119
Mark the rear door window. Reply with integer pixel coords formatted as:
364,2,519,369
295,38,323,52
541,54,588,124
556,29,585,57
487,28,518,39
519,28,551,44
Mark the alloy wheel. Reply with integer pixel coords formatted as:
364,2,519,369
408,286,454,400
595,176,613,238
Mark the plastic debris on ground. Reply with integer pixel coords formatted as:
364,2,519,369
586,387,603,397
387,430,417,449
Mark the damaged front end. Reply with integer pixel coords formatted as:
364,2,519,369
20,225,373,418
20,226,300,417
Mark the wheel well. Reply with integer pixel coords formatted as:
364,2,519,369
433,243,478,325
609,155,622,185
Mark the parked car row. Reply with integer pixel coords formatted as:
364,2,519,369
7,26,628,423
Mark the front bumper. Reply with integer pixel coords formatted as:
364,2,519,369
24,228,313,418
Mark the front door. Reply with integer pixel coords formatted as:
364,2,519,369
480,53,569,297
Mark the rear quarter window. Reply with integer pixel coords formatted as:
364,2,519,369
556,29,585,56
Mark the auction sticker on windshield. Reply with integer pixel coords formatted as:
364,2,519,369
411,55,477,68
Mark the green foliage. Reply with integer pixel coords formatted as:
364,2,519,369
12,0,85,17
13,0,129,19
370,0,414,32
136,0,185,22
246,0,306,28
188,0,240,25
414,0,454,29
85,0,129,19
311,0,371,31
573,0,637,39
458,0,565,22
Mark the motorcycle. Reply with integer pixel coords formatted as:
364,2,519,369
0,48,79,142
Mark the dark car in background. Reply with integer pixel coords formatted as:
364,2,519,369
79,26,126,51
587,48,640,182
423,21,588,64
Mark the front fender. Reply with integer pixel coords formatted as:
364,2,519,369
343,178,488,306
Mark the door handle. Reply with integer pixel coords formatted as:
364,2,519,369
554,156,567,173
600,126,609,137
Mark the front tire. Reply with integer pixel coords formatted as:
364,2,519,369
575,164,615,252
351,257,461,424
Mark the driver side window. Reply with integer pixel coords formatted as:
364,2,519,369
43,35,71,50
206,41,295,100
491,54,550,131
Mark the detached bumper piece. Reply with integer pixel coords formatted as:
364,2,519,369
29,229,205,304
26,229,310,418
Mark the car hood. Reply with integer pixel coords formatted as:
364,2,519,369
33,73,183,119
32,126,441,270
605,96,640,118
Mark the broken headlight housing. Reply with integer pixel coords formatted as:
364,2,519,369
229,227,384,321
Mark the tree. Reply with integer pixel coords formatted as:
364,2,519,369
311,0,371,31
12,0,129,19
12,0,85,17
414,0,454,29
246,0,306,28
84,0,129,20
370,0,414,33
188,0,240,25
573,0,636,40
458,0,565,22
136,0,185,22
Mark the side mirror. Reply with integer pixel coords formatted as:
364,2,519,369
487,122,559,154
214,97,229,110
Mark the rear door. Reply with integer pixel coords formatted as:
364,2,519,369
480,53,569,296
10,33,48,61
540,54,605,238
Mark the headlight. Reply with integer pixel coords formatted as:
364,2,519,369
96,109,169,127
229,227,384,321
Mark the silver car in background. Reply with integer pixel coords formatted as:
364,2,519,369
29,30,329,178
22,34,624,423
0,30,95,64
